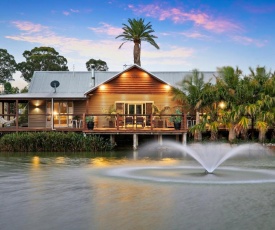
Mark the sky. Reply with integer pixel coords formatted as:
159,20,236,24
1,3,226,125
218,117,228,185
1,0,275,89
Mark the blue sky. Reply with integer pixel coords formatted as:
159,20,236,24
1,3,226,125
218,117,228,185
1,0,275,88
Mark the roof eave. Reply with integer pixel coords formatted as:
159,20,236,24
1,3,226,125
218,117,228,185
84,64,171,95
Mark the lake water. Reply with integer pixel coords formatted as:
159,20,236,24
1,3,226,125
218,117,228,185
1,148,275,230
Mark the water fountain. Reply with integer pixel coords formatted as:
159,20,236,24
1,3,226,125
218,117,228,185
159,142,264,173
104,141,275,184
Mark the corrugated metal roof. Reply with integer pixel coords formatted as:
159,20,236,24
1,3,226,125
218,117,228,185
150,71,216,87
29,71,119,93
0,66,216,99
0,92,87,99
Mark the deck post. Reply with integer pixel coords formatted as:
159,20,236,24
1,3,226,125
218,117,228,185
110,134,115,146
133,134,138,150
82,113,85,129
182,132,187,146
133,150,138,160
15,99,19,132
51,98,55,130
1,102,4,116
183,113,187,130
150,113,153,130
158,134,163,146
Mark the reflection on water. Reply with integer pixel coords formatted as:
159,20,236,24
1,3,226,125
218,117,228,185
0,149,275,230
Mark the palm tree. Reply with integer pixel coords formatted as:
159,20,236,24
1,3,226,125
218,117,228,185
244,67,273,140
215,66,244,142
172,69,207,141
254,95,275,142
116,18,159,66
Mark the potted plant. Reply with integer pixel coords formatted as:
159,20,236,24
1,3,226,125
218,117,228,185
170,108,182,130
153,105,170,128
103,104,116,128
72,115,80,128
85,115,94,130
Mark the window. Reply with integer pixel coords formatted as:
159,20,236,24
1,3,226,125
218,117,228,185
115,101,153,115
46,101,73,127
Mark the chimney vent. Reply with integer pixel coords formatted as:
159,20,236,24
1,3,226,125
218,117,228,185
90,64,95,87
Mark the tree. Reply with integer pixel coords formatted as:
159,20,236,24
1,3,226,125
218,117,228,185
4,82,19,94
116,18,159,66
17,47,68,82
0,49,17,83
86,59,108,71
215,66,244,142
20,86,29,93
173,69,207,141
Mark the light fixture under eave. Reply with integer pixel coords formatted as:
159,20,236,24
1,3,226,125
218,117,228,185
99,85,106,90
35,99,41,107
164,85,171,90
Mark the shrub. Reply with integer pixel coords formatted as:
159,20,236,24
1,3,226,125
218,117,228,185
0,132,114,152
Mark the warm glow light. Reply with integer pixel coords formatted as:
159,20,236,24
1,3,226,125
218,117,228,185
32,156,40,165
161,158,178,165
91,157,110,167
100,85,106,90
164,85,171,90
34,100,41,107
55,157,65,164
219,101,226,109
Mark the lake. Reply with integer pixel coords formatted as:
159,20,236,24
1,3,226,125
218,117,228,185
1,147,275,230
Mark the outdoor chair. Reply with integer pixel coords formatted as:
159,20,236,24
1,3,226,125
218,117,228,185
136,116,145,128
125,116,133,127
145,115,152,127
116,115,124,127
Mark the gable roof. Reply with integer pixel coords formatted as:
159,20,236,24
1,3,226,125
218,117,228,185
0,65,216,99
84,64,172,95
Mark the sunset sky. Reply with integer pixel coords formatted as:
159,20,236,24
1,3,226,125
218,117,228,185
1,0,274,88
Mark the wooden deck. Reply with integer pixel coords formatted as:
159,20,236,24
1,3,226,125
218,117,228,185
0,126,188,149
0,126,188,134
84,128,187,135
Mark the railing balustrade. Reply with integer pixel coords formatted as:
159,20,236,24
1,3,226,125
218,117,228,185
0,112,190,131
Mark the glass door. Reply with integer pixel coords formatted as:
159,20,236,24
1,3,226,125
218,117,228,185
115,101,153,127
47,101,73,127
128,104,143,115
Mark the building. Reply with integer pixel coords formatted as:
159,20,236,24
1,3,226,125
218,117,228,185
0,65,215,148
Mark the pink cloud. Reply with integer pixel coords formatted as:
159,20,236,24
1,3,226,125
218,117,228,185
129,4,242,33
70,9,79,13
89,23,123,36
11,21,48,33
181,31,210,39
6,20,195,70
63,9,80,16
231,35,268,47
63,11,70,16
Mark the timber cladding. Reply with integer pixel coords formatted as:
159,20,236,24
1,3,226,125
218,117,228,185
87,67,177,114
28,101,46,127
85,67,180,128
87,94,177,114
92,68,170,94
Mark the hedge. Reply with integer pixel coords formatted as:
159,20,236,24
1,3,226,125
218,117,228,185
0,132,115,152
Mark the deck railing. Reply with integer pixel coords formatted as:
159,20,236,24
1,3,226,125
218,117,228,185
0,113,191,131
